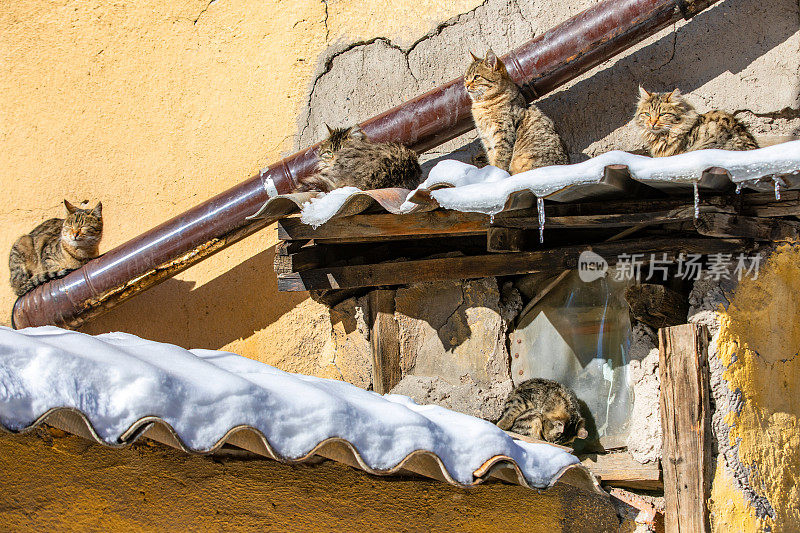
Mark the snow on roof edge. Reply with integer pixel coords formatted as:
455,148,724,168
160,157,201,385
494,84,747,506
250,141,800,227
0,326,597,493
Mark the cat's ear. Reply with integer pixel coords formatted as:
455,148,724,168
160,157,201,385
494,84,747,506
551,419,565,434
638,86,651,99
64,200,78,214
348,125,366,140
325,123,335,135
576,421,588,440
666,88,681,101
469,50,480,62
91,202,102,217
486,49,507,74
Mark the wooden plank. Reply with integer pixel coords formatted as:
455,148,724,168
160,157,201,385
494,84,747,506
487,227,525,252
368,290,401,395
578,452,662,490
273,247,323,274
276,190,800,243
659,324,712,533
278,211,489,241
276,237,745,291
275,240,311,256
278,206,707,243
499,207,697,230
695,212,800,241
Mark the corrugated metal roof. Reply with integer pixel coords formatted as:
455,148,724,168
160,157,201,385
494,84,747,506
3,407,600,493
0,326,601,495
248,142,800,225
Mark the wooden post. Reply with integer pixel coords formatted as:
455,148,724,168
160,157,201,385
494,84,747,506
659,324,712,533
487,227,525,252
368,290,401,395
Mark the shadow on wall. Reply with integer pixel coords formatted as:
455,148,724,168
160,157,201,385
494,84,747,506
422,0,799,164
80,244,307,351
536,0,799,159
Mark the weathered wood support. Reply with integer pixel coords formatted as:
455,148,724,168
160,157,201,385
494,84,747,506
277,238,744,291
273,242,323,274
659,323,712,533
487,227,526,252
695,212,800,241
368,290,401,395
579,452,662,490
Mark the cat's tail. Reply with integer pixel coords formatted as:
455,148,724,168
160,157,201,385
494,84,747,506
15,269,74,296
17,273,49,296
495,399,528,430
296,173,336,193
9,243,32,296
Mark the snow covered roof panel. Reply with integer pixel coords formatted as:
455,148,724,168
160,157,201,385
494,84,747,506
0,326,597,492
249,141,800,228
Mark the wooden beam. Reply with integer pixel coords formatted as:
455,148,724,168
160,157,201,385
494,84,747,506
578,452,662,490
276,237,745,291
278,211,489,241
278,206,710,243
275,240,311,256
695,212,800,241
276,190,800,243
273,246,323,274
487,227,525,252
659,324,712,533
368,290,401,395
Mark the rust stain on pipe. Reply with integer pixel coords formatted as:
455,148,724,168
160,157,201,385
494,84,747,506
12,0,721,329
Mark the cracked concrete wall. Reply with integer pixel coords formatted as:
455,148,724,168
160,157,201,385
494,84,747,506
688,246,800,532
390,278,521,421
626,324,661,465
299,0,799,166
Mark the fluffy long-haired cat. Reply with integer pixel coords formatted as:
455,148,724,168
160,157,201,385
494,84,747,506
496,378,588,445
465,50,568,174
635,87,759,157
9,200,103,296
297,125,422,192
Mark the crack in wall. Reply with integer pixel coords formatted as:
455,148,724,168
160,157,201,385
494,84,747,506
297,0,492,145
650,26,678,71
193,0,216,25
321,0,330,42
734,107,800,120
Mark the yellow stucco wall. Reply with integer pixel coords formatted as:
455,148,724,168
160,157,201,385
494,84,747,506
708,244,800,532
0,430,619,531
0,0,480,363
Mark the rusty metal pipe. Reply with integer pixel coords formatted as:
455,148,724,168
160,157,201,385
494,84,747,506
13,0,720,329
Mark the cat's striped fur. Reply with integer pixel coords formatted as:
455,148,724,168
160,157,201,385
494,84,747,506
297,125,422,192
9,200,102,296
635,87,759,157
465,50,568,174
496,378,588,445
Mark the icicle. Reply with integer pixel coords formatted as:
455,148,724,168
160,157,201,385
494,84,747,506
537,197,545,244
489,214,494,224
693,182,700,219
735,183,743,194
774,177,781,201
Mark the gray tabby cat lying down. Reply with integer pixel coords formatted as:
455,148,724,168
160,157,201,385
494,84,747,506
496,378,588,445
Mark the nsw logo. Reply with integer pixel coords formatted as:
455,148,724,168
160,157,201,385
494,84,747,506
578,250,608,282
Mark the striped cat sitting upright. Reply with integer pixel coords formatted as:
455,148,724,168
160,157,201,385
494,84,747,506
9,200,103,296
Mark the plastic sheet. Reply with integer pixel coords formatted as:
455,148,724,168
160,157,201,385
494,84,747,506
510,272,638,448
